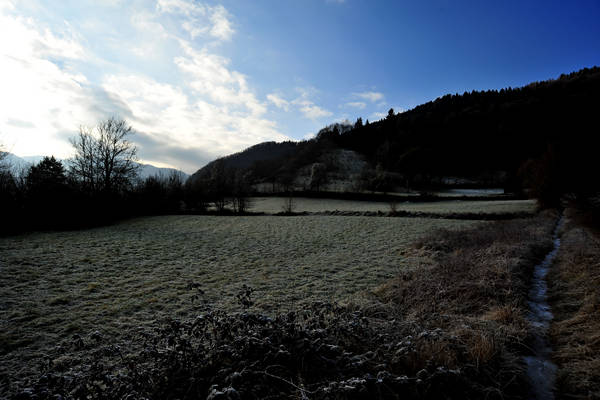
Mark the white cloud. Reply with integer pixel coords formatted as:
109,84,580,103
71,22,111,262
98,32,289,171
157,0,234,41
1,14,85,62
354,91,385,102
0,2,289,173
175,40,267,116
131,11,169,39
346,101,366,109
296,102,333,120
156,0,200,16
0,12,93,158
0,0,14,12
267,93,290,111
209,5,234,41
99,64,288,172
291,87,333,120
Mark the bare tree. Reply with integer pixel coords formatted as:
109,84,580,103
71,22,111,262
69,117,139,193
281,192,295,214
231,170,253,214
206,159,231,212
309,162,327,191
0,142,18,234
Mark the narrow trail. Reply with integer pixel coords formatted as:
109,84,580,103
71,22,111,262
524,215,563,400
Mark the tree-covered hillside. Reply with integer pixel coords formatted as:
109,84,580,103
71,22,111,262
336,66,600,192
190,66,600,204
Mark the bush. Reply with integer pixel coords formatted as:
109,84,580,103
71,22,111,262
16,301,496,400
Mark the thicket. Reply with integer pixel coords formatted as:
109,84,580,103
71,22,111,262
0,158,254,235
0,120,249,236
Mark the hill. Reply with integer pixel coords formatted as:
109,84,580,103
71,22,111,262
189,66,600,201
188,141,299,182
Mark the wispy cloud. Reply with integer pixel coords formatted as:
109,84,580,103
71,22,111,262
208,5,234,41
157,0,234,41
266,88,333,121
291,88,333,120
295,101,333,120
345,101,366,109
267,93,290,111
353,91,385,102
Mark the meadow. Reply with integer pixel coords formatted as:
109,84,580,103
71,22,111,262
250,197,536,215
0,214,477,385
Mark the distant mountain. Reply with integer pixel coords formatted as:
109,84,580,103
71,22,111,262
21,155,46,165
137,163,189,180
0,153,189,180
1,153,32,174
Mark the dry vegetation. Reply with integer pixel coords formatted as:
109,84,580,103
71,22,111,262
372,211,557,398
548,208,600,399
0,215,474,391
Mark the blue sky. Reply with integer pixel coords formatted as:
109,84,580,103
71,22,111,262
1,0,599,173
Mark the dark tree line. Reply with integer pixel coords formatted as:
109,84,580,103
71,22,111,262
0,118,255,235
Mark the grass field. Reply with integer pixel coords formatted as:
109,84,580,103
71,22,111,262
0,215,477,386
250,197,537,215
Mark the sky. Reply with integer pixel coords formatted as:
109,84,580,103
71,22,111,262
1,0,599,173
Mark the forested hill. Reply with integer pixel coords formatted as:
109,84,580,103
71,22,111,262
190,141,300,181
190,66,600,202
334,66,599,184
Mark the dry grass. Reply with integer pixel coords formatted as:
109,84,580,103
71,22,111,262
0,214,475,388
372,212,557,396
548,208,600,399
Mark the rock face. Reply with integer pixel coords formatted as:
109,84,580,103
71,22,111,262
291,149,369,193
321,149,370,191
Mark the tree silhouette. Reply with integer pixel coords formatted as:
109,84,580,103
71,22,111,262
25,156,71,228
26,156,67,191
69,117,139,194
